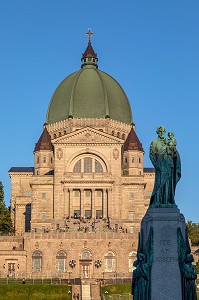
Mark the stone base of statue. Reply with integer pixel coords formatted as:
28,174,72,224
141,207,186,300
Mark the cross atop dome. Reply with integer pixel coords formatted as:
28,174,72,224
86,28,94,44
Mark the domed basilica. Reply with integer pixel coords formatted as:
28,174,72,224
5,31,154,286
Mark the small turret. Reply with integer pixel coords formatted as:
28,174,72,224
123,126,144,176
34,124,54,175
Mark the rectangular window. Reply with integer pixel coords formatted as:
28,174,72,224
42,193,46,200
132,157,134,163
139,157,141,164
85,190,91,197
130,226,134,233
8,263,15,272
96,210,102,219
129,192,134,200
37,157,39,164
26,192,31,197
43,156,46,163
96,190,102,197
124,157,128,163
41,213,46,221
74,190,80,197
129,213,134,220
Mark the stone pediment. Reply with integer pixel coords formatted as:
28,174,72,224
53,127,123,145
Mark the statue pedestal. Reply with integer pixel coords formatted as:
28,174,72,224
141,208,186,300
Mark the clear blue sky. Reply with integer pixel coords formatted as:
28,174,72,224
0,1,198,222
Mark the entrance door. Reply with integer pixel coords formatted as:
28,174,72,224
82,265,89,278
8,263,15,278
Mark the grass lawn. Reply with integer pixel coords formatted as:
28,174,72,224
101,284,199,299
102,284,131,295
0,284,71,300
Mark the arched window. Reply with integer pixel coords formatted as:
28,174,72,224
95,160,103,173
104,251,116,272
73,160,81,173
84,157,92,172
56,251,66,272
73,156,105,173
112,131,115,136
122,133,126,140
81,250,92,260
117,132,120,138
129,251,137,272
32,251,42,273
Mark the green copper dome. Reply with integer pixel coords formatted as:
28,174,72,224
46,43,132,125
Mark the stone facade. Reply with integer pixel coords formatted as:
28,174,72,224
6,118,155,280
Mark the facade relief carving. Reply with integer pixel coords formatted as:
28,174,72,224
56,148,63,160
113,148,119,160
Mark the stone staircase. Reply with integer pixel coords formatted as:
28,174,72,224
81,284,91,300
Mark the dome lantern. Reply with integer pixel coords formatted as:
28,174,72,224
81,28,98,69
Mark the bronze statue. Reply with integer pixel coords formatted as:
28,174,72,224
177,227,197,300
149,126,181,207
132,228,153,300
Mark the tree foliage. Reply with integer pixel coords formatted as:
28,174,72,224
0,181,14,233
186,220,199,246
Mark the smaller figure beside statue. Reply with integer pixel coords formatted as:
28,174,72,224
149,126,181,207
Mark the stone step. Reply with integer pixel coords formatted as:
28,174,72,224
82,284,91,300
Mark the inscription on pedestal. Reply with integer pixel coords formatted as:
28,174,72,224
155,239,178,263
149,211,182,300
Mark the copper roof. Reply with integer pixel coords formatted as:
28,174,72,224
82,43,97,59
34,126,53,152
144,168,155,173
123,127,143,152
9,167,34,173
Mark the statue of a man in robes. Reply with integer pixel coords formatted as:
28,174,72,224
149,126,181,207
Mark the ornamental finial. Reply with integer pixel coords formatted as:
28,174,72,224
86,28,94,44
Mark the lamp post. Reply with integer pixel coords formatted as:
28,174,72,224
104,290,108,300
68,271,72,284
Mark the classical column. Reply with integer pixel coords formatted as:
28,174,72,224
107,188,112,218
80,189,84,217
64,188,70,217
68,189,73,217
103,189,107,218
91,189,95,219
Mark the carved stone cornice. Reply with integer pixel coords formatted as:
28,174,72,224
122,177,145,185
29,178,53,186
47,118,131,137
9,173,33,177
61,180,114,184
144,173,155,178
53,126,123,145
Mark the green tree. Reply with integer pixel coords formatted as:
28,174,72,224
186,221,199,246
0,181,14,233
